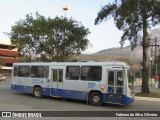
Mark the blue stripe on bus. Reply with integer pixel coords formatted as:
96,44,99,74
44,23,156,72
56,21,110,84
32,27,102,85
102,93,134,105
11,84,88,100
11,84,133,105
122,96,134,105
62,90,87,100
11,84,33,93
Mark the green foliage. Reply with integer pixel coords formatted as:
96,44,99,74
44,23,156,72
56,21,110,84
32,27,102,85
95,0,160,93
135,71,140,78
135,92,160,98
95,0,160,49
8,12,90,62
0,61,5,66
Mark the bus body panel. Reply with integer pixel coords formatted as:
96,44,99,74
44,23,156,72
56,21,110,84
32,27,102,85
11,62,134,105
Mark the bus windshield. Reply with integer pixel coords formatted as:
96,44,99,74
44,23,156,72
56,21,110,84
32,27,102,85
128,69,134,90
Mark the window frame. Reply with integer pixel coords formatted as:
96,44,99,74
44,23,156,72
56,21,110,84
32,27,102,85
13,66,18,77
45,66,49,78
66,66,80,80
30,66,45,78
18,66,30,77
81,66,102,81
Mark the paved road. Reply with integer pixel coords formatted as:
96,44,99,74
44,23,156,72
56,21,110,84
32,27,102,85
0,78,160,120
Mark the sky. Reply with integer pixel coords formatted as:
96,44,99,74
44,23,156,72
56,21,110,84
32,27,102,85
0,0,126,53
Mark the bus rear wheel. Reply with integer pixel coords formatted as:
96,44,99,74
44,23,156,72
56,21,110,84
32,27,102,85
33,87,42,98
89,92,103,106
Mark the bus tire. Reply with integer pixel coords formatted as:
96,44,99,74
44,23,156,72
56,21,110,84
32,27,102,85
33,87,42,98
89,92,103,106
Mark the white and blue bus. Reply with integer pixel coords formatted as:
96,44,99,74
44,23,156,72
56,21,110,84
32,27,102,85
11,61,134,106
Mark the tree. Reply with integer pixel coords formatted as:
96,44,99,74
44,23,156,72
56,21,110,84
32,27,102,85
8,12,90,62
0,61,5,66
95,0,160,93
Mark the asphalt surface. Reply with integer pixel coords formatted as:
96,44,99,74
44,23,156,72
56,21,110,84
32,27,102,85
0,77,160,120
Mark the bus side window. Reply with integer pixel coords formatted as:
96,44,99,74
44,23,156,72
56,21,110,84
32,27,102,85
45,66,49,78
81,66,102,81
31,66,45,78
66,66,80,80
13,66,18,76
18,66,30,77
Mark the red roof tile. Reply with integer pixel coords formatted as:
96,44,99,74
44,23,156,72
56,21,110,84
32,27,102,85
0,57,18,63
0,49,17,57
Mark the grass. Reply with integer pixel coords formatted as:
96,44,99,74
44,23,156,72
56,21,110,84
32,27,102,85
135,92,160,98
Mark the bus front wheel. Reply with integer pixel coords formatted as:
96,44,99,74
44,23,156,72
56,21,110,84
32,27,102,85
89,92,103,106
33,87,42,98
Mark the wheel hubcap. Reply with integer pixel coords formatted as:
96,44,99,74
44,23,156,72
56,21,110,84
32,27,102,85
93,96,99,103
35,90,40,96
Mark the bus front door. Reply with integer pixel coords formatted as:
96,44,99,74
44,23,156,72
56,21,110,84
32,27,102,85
51,69,63,97
107,71,124,104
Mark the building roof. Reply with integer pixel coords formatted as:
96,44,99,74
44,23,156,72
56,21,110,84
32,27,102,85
0,66,12,70
0,49,17,57
0,43,16,50
0,57,18,64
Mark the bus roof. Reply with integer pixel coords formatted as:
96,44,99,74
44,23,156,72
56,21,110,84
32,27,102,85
13,61,129,67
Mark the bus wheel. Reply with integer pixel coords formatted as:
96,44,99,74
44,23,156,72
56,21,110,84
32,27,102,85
89,92,103,106
33,87,42,98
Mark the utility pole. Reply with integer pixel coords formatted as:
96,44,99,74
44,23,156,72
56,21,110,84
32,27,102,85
155,37,158,75
149,37,160,87
149,37,159,76
150,54,153,86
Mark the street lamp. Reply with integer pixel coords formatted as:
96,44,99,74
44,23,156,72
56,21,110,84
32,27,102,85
62,6,70,18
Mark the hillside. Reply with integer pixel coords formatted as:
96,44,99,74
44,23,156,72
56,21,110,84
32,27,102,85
96,46,142,63
76,28,160,68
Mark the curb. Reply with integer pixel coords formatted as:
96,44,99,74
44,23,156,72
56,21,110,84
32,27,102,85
135,96,160,102
149,86,160,92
